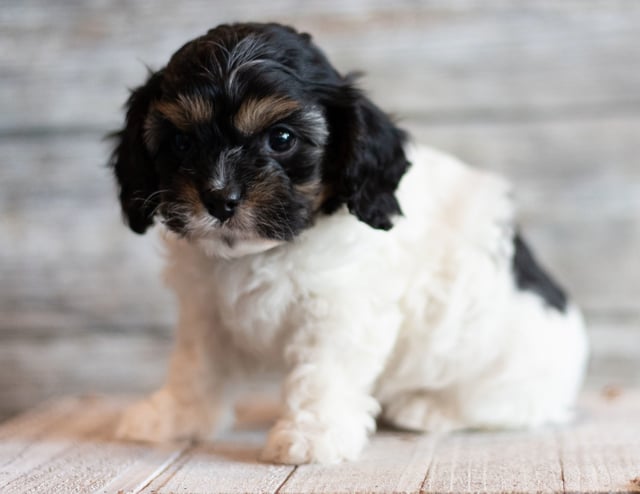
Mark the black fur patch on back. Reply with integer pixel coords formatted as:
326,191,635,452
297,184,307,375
512,233,568,312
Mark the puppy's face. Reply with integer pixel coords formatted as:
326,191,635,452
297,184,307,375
111,23,410,253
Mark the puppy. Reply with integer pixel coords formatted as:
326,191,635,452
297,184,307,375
110,22,588,464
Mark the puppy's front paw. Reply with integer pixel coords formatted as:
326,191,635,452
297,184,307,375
116,389,214,443
260,419,367,465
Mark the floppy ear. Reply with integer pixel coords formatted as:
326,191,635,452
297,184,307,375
109,70,164,234
321,85,411,230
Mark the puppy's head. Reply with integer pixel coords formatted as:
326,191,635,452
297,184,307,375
110,23,410,253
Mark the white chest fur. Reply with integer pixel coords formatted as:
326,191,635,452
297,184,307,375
161,145,586,403
119,145,587,465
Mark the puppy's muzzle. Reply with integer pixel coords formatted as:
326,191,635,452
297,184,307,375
201,187,242,223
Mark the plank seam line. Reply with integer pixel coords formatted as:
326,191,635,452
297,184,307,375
556,428,567,494
127,446,191,494
418,432,443,493
274,465,298,494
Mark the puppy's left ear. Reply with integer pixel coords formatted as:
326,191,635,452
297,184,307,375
322,87,411,230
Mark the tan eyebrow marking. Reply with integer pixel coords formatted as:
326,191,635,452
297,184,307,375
154,93,214,129
234,96,300,135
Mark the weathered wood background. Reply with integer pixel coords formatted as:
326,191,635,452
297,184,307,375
1,1,639,420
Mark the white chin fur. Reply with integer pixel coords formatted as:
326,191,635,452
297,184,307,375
196,233,284,259
170,211,285,259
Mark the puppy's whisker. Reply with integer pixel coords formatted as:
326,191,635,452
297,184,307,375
139,189,170,210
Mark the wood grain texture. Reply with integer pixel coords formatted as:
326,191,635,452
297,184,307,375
145,440,295,494
278,432,439,494
0,391,639,493
0,0,638,421
0,396,189,494
2,1,640,130
96,445,188,494
559,390,640,494
0,332,171,420
422,429,563,493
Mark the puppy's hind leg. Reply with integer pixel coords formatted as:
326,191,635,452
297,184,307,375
381,389,464,432
116,309,230,443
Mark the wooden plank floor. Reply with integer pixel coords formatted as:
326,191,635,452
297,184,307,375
1,390,639,494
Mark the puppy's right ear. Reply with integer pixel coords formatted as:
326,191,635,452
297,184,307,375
109,70,164,234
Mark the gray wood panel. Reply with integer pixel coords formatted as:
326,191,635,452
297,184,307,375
2,1,640,130
0,0,638,419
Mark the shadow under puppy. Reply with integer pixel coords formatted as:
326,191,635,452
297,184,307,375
110,22,588,464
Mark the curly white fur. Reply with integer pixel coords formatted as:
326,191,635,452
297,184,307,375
116,144,588,464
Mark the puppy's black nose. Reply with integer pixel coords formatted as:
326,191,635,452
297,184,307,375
202,188,241,222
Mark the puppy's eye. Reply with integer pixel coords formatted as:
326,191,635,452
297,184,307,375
266,127,296,154
172,132,192,154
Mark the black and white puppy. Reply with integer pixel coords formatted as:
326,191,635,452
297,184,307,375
111,22,588,464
